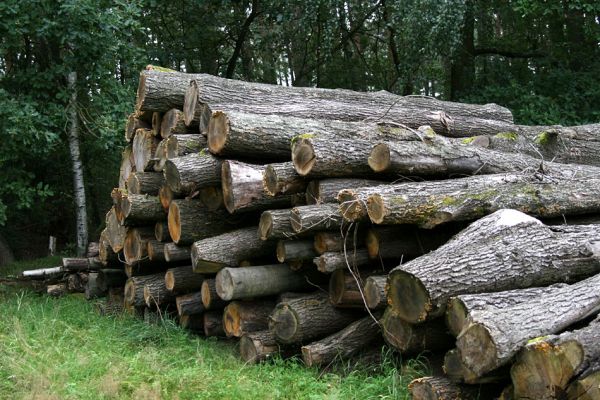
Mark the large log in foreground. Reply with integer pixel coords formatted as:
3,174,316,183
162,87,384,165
387,209,600,323
456,272,600,379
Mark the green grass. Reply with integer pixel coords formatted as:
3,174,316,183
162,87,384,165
0,260,426,400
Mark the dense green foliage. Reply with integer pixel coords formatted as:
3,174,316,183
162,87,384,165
0,0,598,255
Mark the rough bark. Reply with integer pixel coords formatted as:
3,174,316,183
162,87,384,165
105,207,127,253
215,264,310,301
147,238,169,261
329,269,382,308
223,300,275,338
443,348,509,385
380,308,453,354
124,273,164,307
510,316,600,400
363,275,387,310
276,240,317,263
364,225,454,260
388,210,600,323
456,273,600,378
62,258,92,271
240,330,293,363
201,279,228,310
127,172,165,195
163,243,191,263
155,134,206,172
125,114,151,142
366,167,600,228
119,145,135,189
119,194,165,226
306,178,386,205
164,265,204,292
408,376,497,400
182,80,204,128
269,291,360,344
154,221,170,242
97,269,127,291
143,277,174,307
175,292,204,316
301,316,381,367
314,249,371,274
290,204,344,234
160,109,191,139
313,231,359,255
203,310,226,337
136,70,203,113
337,183,394,222
164,152,222,195
191,227,277,273
263,162,307,196
222,160,295,214
258,209,298,241
132,128,160,172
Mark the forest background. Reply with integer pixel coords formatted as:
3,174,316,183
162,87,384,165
0,0,598,260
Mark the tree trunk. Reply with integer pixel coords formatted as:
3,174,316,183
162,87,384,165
380,308,453,354
263,162,307,196
456,273,600,379
269,291,360,344
223,300,275,338
191,227,277,273
175,292,204,316
125,113,151,142
119,194,165,226
164,152,222,195
168,198,245,245
290,204,344,233
119,145,135,189
363,275,387,310
366,168,600,228
222,160,295,214
203,310,226,337
143,277,174,307
408,376,498,400
132,128,160,172
179,314,204,332
97,269,127,291
154,221,170,242
127,172,165,195
388,210,600,324
215,264,310,301
160,109,192,139
201,278,228,310
164,265,204,292
136,70,204,113
240,330,293,363
306,178,386,205
163,243,191,263
67,71,88,256
276,239,317,263
258,209,298,241
314,249,371,274
511,316,600,400
364,225,454,260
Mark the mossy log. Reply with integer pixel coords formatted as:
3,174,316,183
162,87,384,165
306,178,386,205
263,162,307,196
97,269,127,292
201,279,228,310
301,316,381,367
269,291,360,344
290,204,344,233
203,310,226,337
175,292,204,316
456,273,600,379
510,315,600,400
215,264,310,301
127,172,165,195
240,330,294,364
276,240,317,263
132,128,160,172
164,265,203,293
388,210,600,324
163,243,191,263
143,277,174,307
313,249,370,274
223,300,275,338
124,273,164,307
105,207,127,253
408,376,499,400
119,193,165,226
363,275,387,310
164,152,222,195
191,227,277,273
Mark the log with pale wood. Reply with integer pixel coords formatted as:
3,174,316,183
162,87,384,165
380,308,452,354
201,279,228,310
62,258,92,271
387,210,600,323
118,193,165,226
99,229,120,267
313,231,359,255
215,264,309,301
151,112,162,136
158,184,180,211
328,269,382,308
125,113,151,142
163,243,191,263
155,134,206,172
119,145,135,189
179,314,204,332
175,292,204,316
223,300,275,338
567,363,600,400
263,162,306,196
127,172,165,195
364,225,454,260
164,152,222,195
290,204,344,233
258,209,299,241
363,275,387,310
132,128,159,172
443,348,509,384
164,265,203,293
160,109,190,139
123,227,158,265
146,240,167,262
269,291,359,344
105,207,127,252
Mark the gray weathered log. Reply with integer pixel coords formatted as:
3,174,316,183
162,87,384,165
175,292,204,316
337,183,395,222
164,152,222,195
105,207,127,253
160,109,190,139
443,348,509,384
258,209,298,241
119,194,165,226
99,229,121,267
132,128,160,172
329,269,382,308
290,204,344,233
314,249,370,274
155,133,206,172
136,69,202,113
223,300,275,338
164,265,203,293
263,162,307,196
125,113,151,142
364,225,454,260
151,112,162,137
306,178,386,205
143,277,174,307
276,239,317,263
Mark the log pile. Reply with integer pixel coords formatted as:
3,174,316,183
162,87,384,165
21,67,600,397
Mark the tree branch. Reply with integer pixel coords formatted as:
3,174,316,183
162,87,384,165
225,0,260,78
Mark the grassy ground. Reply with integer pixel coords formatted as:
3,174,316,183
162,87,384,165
0,259,426,400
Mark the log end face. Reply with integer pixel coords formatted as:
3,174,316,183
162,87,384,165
366,194,386,224
223,302,241,337
215,268,234,301
276,241,286,263
200,280,211,308
270,304,299,344
263,165,280,196
364,277,381,310
164,270,175,292
221,161,235,214
368,143,391,173
381,309,412,352
207,111,229,154
364,230,379,259
164,160,182,194
388,270,431,324
301,345,318,368
183,82,199,127
135,72,147,111
258,212,273,241
328,269,346,305
456,323,498,378
445,298,468,337
291,138,316,176
124,279,135,306
167,201,182,244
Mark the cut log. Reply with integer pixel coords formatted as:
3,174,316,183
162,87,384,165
443,348,509,384
364,225,454,260
314,249,370,274
223,300,275,338
301,316,380,367
85,272,105,299
446,284,569,337
222,160,295,214
132,128,159,172
160,109,190,139
329,269,383,308
175,292,204,316
179,314,204,332
387,210,600,323
47,283,67,297
146,240,167,262
154,133,206,172
125,273,164,307
258,209,298,241
456,272,600,379
240,330,293,363
154,221,170,242
337,184,392,222
306,178,386,205
182,80,204,128
163,243,191,263
62,258,91,271
290,204,344,233
143,277,174,307
164,152,222,195
152,138,168,171
408,376,498,400
99,229,120,267
164,265,203,292
168,199,243,245
201,279,228,310
313,231,359,254
203,310,226,337
105,207,127,253
136,70,203,113
380,308,453,354
363,275,387,310
158,184,180,211
197,185,225,211
97,269,127,292
125,114,151,142
191,227,277,273
123,227,157,265
276,240,317,263
263,162,307,196
151,112,162,136
119,193,164,226
510,316,600,400
567,363,600,400
127,172,165,195
269,291,359,344
119,145,135,189
215,264,310,301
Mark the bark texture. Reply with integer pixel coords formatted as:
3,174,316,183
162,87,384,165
164,152,222,195
263,162,307,196
127,172,165,195
163,243,191,263
306,178,386,205
314,249,371,274
258,209,298,241
124,273,164,307
408,376,495,400
160,109,190,139
119,194,165,226
176,292,204,316
290,204,344,233
276,240,317,263
223,300,275,338
164,265,204,292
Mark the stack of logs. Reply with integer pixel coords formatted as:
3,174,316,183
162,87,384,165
95,66,600,399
